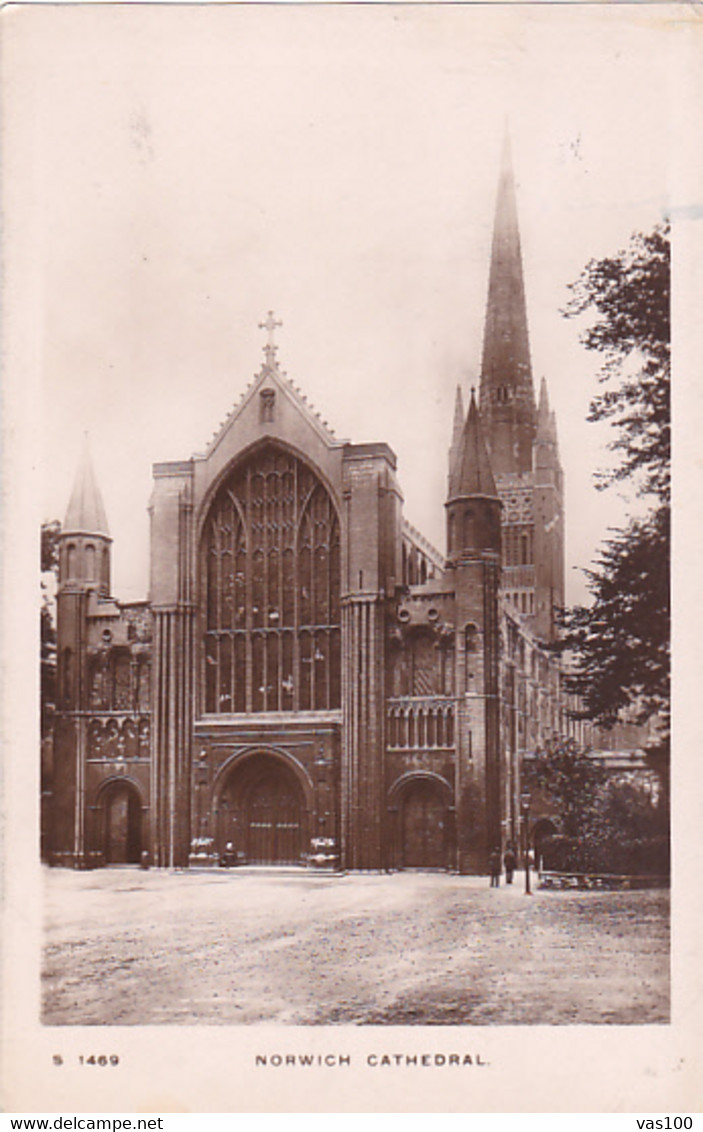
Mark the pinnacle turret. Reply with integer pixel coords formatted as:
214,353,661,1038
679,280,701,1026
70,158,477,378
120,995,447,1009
534,378,561,476
60,436,111,595
448,384,465,483
536,377,551,440
446,390,501,562
64,437,110,537
448,389,498,502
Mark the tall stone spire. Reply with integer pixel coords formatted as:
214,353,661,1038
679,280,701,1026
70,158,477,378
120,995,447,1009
478,130,536,476
63,436,110,537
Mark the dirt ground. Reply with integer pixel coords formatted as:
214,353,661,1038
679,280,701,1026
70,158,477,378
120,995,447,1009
42,866,669,1026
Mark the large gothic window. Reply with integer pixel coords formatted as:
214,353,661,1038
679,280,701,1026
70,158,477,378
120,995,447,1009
202,444,341,714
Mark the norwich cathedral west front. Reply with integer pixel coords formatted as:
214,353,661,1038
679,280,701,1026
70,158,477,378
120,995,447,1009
48,140,572,875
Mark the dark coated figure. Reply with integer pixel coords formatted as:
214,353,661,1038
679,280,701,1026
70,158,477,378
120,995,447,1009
503,845,516,884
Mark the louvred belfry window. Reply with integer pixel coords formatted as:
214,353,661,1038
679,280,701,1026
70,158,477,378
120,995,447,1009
202,444,341,714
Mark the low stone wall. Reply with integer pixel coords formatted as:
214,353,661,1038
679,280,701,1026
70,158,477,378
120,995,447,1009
538,871,670,891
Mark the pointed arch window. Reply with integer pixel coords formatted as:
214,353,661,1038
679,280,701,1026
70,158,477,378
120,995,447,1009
201,444,341,714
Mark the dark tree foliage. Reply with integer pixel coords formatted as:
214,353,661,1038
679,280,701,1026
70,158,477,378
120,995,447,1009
563,507,669,728
41,519,61,575
591,777,667,844
563,223,670,501
559,223,670,777
526,740,669,876
524,738,605,840
41,520,61,736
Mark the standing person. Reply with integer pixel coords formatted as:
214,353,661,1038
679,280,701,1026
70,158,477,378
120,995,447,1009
489,847,501,887
503,844,516,885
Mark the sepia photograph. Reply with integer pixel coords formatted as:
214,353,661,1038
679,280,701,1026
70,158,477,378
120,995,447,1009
2,0,701,1115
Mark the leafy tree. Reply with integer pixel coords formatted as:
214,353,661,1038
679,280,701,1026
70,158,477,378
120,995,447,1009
559,222,670,782
590,777,666,845
41,519,61,574
524,737,605,839
566,224,670,500
41,520,61,736
526,739,669,875
562,507,669,731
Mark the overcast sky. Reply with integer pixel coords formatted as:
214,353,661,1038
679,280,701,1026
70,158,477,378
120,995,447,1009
12,3,682,602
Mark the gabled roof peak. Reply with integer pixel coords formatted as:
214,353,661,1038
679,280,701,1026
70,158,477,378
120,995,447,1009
203,317,342,459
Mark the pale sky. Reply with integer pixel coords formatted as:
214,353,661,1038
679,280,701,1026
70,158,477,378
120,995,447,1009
10,3,682,602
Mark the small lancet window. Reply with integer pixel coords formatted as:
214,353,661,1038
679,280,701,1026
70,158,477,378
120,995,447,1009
260,389,276,423
465,622,478,654
85,545,96,582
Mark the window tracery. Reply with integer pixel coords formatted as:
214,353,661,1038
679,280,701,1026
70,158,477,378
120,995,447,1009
202,445,341,714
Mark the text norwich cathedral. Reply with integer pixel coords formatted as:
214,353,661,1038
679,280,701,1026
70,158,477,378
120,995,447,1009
49,139,571,875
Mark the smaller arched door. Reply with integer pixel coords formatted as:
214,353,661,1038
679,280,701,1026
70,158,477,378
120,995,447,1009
399,777,450,870
101,780,143,864
532,818,558,872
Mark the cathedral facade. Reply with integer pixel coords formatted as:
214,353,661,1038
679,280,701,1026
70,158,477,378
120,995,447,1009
48,142,571,874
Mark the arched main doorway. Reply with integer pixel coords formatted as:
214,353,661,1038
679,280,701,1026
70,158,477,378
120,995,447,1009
218,753,308,866
397,776,451,870
100,780,143,864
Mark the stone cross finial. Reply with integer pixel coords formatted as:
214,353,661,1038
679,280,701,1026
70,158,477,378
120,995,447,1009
259,310,282,366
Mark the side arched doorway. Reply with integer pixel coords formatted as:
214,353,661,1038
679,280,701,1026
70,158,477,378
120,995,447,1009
100,780,143,864
218,753,308,866
532,818,558,872
395,775,452,870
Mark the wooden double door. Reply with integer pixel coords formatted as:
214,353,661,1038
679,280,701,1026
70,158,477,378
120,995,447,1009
222,754,306,865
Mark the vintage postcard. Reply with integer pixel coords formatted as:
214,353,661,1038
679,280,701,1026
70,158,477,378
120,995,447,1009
1,1,701,1115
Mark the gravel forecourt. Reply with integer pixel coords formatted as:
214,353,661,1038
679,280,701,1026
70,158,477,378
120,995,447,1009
42,867,669,1026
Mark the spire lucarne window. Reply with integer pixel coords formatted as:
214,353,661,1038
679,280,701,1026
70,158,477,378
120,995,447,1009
201,443,341,714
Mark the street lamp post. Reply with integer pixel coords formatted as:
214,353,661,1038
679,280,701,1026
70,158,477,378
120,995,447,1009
520,792,532,896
